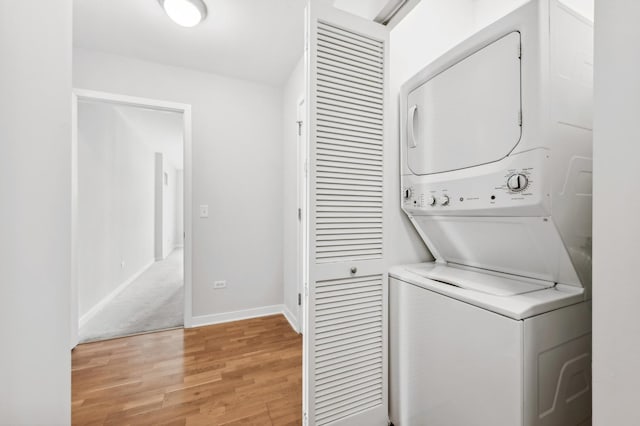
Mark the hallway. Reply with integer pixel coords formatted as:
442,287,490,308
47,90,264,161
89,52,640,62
79,248,184,343
72,315,302,425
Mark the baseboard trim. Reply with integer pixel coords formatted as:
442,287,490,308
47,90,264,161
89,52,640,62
282,305,300,334
79,259,155,328
159,245,184,261
190,304,286,328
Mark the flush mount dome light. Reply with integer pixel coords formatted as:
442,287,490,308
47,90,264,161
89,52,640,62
158,0,208,27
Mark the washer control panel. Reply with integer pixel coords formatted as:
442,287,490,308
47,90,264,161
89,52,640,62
402,151,549,216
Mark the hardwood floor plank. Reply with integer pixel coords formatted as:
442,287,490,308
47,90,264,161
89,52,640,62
267,397,303,426
73,314,302,425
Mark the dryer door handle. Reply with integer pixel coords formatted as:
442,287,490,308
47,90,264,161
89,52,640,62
408,105,418,148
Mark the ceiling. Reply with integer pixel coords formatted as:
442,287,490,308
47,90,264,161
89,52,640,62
332,0,396,21
74,0,404,86
73,0,307,86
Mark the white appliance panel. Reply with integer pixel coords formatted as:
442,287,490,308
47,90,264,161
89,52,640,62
401,262,552,295
389,277,523,426
390,264,584,320
523,302,592,426
389,274,592,426
411,216,582,286
406,31,522,175
548,3,594,293
403,149,550,216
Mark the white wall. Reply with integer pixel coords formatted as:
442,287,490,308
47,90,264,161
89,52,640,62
78,102,156,318
115,111,156,281
472,0,529,30
332,0,390,20
592,1,640,423
176,170,184,247
473,0,593,29
162,160,180,257
74,49,284,319
0,1,72,423
154,153,164,261
282,56,305,328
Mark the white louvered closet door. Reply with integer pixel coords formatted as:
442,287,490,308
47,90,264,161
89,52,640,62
304,3,389,426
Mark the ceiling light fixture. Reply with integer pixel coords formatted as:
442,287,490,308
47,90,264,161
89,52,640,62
158,0,208,28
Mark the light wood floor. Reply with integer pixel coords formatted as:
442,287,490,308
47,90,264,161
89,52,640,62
72,314,302,425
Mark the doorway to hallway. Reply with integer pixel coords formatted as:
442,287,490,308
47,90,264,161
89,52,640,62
71,90,193,346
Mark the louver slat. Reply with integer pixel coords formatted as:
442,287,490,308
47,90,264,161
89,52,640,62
314,23,383,266
310,16,385,426
316,392,382,424
317,25,383,51
313,272,383,425
318,100,382,121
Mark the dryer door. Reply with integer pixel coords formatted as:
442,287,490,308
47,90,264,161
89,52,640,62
406,31,522,175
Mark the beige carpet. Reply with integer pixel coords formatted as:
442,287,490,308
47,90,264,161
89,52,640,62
79,248,184,343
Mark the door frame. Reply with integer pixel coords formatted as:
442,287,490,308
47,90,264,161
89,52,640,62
70,88,193,348
296,95,307,335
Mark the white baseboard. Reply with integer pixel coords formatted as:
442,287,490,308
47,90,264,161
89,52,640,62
79,259,155,328
159,245,184,261
190,304,286,328
283,305,300,334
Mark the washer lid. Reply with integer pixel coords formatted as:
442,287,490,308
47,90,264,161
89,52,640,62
389,263,585,320
405,262,554,296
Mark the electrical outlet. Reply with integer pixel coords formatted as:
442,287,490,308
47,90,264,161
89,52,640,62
213,280,226,289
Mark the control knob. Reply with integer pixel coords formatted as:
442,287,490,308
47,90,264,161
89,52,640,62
403,188,412,199
438,195,450,206
427,195,436,206
507,173,529,192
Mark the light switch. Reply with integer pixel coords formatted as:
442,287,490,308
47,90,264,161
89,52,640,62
199,205,209,218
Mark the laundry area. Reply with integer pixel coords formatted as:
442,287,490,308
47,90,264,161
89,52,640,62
8,0,640,425
388,2,593,424
302,1,594,425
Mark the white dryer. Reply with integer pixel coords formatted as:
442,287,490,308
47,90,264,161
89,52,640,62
391,1,593,425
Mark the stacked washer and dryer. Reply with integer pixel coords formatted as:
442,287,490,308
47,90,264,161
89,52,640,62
390,1,593,425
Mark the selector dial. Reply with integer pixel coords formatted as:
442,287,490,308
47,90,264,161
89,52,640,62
507,173,529,192
438,195,450,206
403,188,412,199
427,195,436,206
